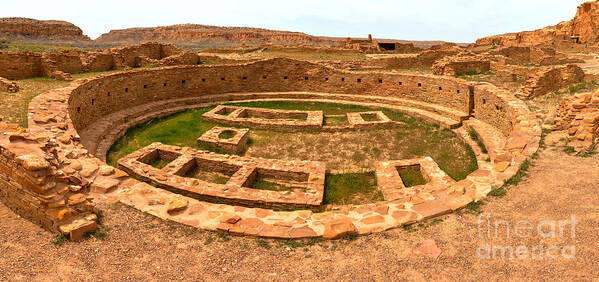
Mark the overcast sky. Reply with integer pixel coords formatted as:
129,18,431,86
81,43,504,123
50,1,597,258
1,0,586,42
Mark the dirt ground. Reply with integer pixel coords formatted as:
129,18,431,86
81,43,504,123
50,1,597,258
1,131,598,281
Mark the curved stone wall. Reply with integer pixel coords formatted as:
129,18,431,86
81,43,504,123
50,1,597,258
0,57,542,240
68,58,472,132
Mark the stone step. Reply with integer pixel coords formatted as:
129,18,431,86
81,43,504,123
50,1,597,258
462,119,507,162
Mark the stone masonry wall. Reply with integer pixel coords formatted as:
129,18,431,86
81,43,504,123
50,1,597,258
554,91,599,152
0,124,97,240
0,42,200,80
472,83,513,136
520,64,585,98
41,51,85,74
431,55,491,76
0,52,43,80
67,58,472,131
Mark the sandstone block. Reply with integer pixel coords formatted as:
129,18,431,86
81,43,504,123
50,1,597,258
323,218,358,239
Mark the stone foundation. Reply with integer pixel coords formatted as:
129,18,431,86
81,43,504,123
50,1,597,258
0,77,19,93
117,143,326,210
198,126,250,154
203,105,324,131
375,157,455,201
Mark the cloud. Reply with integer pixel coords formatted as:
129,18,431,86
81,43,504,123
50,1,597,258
0,0,585,42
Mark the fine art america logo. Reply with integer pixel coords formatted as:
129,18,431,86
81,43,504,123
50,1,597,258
477,215,577,260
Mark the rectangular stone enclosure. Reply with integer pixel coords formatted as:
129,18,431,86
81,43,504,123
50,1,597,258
202,105,324,131
117,143,326,210
375,157,455,201
198,126,250,154
346,111,393,129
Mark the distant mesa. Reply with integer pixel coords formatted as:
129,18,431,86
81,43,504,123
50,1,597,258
476,0,599,47
0,17,457,49
0,17,90,42
94,24,335,47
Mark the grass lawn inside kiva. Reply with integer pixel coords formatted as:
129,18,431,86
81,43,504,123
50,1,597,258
107,101,478,205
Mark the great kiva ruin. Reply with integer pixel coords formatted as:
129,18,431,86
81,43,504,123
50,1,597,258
0,1,598,280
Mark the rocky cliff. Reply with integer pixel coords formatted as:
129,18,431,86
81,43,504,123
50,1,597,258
476,0,599,46
0,18,90,42
95,24,335,47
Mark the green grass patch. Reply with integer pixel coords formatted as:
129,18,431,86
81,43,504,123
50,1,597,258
503,159,531,187
277,237,326,249
107,101,478,186
577,151,598,158
458,70,494,77
360,113,380,122
563,146,576,154
397,165,427,187
324,172,383,205
488,187,507,197
5,41,98,53
323,116,348,126
204,236,215,245
465,200,484,214
183,167,232,184
218,131,236,139
86,230,107,240
568,80,598,94
468,127,488,154
52,234,67,246
106,108,220,166
255,238,272,249
148,158,171,169
250,178,300,192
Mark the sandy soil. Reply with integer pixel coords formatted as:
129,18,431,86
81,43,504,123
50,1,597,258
1,131,598,281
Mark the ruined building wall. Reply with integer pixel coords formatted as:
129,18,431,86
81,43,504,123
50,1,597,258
520,64,585,98
340,48,462,70
0,42,200,80
0,52,43,80
41,51,85,74
68,58,472,131
554,91,599,152
492,64,539,82
472,84,514,135
0,128,97,240
82,52,116,73
431,55,492,76
109,42,182,68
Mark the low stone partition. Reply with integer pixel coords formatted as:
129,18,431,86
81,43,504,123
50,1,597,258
346,111,394,129
203,106,401,132
3,57,542,240
117,143,326,210
198,126,250,154
203,105,324,131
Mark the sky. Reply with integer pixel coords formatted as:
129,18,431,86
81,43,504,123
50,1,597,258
1,0,587,43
